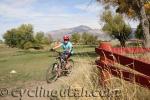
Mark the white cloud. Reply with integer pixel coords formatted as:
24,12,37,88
0,0,43,20
2,0,37,7
23,13,101,32
75,2,104,14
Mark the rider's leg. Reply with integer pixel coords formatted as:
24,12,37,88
61,52,70,61
65,53,72,69
61,53,66,60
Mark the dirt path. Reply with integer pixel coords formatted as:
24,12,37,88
1,60,98,100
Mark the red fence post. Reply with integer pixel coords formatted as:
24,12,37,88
99,42,112,63
99,42,112,86
99,42,112,51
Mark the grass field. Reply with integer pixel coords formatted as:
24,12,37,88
0,44,97,87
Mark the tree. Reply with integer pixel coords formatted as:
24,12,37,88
101,11,131,47
135,23,144,39
3,24,34,49
71,33,81,44
35,31,45,44
87,34,98,45
3,28,18,47
46,34,53,44
81,32,98,45
97,0,150,47
41,37,49,44
35,32,53,45
0,40,3,44
17,24,34,48
82,32,90,45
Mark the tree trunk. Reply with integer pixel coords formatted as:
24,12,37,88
117,36,126,47
139,0,150,47
120,40,126,47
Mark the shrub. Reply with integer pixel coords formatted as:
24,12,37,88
23,41,33,49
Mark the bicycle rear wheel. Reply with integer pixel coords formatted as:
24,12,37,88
46,63,59,83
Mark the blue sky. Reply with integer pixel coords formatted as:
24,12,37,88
0,0,139,40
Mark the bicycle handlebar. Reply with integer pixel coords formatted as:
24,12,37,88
49,49,61,55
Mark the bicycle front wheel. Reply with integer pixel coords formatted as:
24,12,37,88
46,63,59,83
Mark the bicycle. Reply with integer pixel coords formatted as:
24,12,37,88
46,49,74,83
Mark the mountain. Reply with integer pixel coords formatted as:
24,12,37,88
47,25,111,41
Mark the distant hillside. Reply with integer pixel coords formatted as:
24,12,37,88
47,25,111,41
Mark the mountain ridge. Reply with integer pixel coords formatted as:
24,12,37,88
47,25,111,41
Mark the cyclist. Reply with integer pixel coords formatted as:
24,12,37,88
51,35,73,69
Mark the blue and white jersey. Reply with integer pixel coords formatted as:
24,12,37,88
61,41,73,54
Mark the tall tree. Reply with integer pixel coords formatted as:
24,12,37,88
3,24,34,49
3,28,18,47
17,24,34,48
101,11,131,47
35,31,45,44
97,0,150,47
135,23,144,39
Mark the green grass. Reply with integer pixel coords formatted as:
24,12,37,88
0,44,97,87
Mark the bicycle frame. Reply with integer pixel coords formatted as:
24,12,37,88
54,51,67,70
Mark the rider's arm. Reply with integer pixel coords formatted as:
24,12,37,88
53,43,62,49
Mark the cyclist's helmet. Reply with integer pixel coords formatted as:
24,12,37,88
63,35,69,41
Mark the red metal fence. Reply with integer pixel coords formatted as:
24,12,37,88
95,42,150,89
